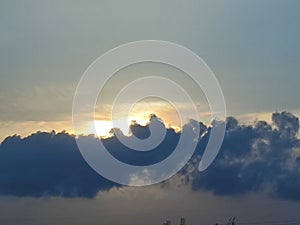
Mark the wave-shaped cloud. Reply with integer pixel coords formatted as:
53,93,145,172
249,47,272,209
0,112,299,199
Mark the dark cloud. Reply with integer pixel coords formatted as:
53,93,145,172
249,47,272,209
0,112,299,200
0,132,119,198
190,111,300,200
272,111,299,140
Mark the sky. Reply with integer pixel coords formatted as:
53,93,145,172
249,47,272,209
1,0,300,225
0,112,300,224
1,0,300,139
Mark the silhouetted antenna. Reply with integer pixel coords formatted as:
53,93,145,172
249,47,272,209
180,218,186,225
226,216,236,225
163,220,171,225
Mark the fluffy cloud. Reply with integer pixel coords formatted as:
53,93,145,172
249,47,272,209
190,112,300,200
0,132,119,198
0,112,299,200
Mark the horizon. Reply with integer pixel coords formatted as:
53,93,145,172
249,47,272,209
3,110,300,142
2,110,300,141
1,0,300,224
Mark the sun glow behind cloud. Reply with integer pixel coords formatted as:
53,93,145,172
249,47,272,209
92,99,189,137
93,117,149,137
79,96,214,137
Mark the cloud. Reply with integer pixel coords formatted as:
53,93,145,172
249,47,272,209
272,111,299,140
0,131,119,198
0,112,299,200
189,111,300,200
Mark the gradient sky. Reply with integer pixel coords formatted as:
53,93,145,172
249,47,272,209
1,1,300,225
1,0,300,140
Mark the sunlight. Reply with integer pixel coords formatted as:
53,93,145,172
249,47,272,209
93,117,150,137
93,120,114,137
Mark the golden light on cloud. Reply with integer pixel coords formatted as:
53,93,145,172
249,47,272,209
0,98,212,141
92,97,184,136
